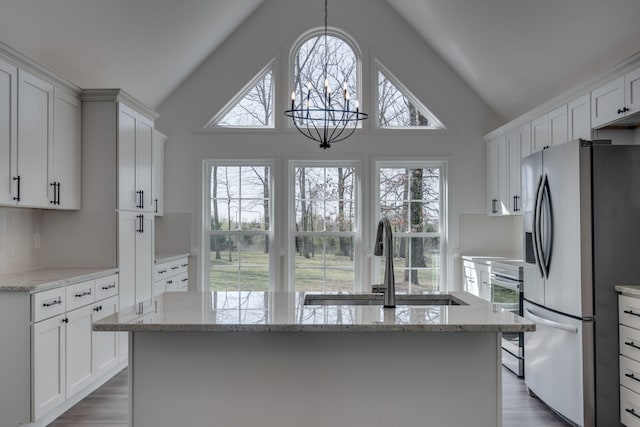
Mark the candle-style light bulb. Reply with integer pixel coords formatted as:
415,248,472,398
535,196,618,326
324,79,329,92
307,81,312,91
355,100,360,112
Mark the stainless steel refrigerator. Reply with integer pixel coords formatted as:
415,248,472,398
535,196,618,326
522,139,640,427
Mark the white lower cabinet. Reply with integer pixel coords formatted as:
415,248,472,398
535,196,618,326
30,273,121,424
619,293,640,426
32,313,66,421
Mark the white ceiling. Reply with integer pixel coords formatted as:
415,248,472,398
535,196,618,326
1,0,639,123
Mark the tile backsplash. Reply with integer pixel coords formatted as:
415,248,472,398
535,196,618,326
0,207,43,274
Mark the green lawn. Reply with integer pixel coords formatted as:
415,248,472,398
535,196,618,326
209,251,439,292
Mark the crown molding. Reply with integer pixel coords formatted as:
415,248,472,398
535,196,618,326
81,89,159,120
485,50,640,141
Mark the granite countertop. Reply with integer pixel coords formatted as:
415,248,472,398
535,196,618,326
155,253,190,264
616,285,640,297
94,290,535,333
0,267,119,292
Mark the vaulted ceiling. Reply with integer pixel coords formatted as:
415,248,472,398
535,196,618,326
1,0,639,125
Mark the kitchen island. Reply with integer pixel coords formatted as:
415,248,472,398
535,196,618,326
95,291,534,427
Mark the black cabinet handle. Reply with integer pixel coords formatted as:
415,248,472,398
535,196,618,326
74,290,92,298
50,182,56,204
62,317,69,324
625,372,640,383
181,278,188,282
626,408,640,420
624,309,640,318
167,280,173,284
56,182,60,205
171,266,179,270
101,283,116,290
93,305,103,312
181,263,188,267
136,190,143,209
13,176,20,202
154,198,158,214
513,195,520,212
158,269,167,274
625,341,640,350
136,215,143,233
624,107,630,113
42,298,62,307
491,199,498,214
619,108,624,114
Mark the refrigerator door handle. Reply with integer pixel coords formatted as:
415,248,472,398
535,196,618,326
541,175,553,278
525,308,578,333
533,175,545,278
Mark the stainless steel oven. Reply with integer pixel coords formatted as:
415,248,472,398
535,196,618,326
490,262,524,378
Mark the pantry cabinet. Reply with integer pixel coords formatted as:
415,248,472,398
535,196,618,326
487,135,507,215
119,210,154,312
152,129,166,216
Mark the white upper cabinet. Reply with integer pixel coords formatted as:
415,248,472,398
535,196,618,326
0,58,17,205
591,66,640,128
548,104,568,147
118,103,153,213
152,130,166,216
506,123,531,215
531,114,549,152
51,88,81,209
487,135,508,215
17,69,53,208
0,53,81,210
567,93,592,141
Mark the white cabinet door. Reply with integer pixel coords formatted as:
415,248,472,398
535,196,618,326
548,104,568,147
591,76,624,128
152,130,166,216
625,67,640,118
0,57,17,205
568,93,591,141
118,104,137,211
32,314,66,421
136,116,153,212
487,136,507,215
51,88,81,209
531,114,549,152
92,296,119,378
17,69,53,207
118,211,154,313
507,123,530,215
65,304,93,399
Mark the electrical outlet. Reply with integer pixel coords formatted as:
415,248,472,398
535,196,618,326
34,233,40,249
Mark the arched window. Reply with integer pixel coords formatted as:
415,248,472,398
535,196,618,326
290,29,361,118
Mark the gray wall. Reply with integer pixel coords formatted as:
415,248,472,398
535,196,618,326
0,207,43,274
155,0,504,290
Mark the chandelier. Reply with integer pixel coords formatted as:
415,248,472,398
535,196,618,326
284,0,368,149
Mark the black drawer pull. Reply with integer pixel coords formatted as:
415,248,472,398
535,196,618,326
625,341,640,350
626,408,640,420
181,263,188,267
75,290,92,298
101,283,117,290
625,372,640,383
171,266,179,270
167,280,173,284
42,298,62,307
181,278,188,282
158,269,167,274
624,309,640,318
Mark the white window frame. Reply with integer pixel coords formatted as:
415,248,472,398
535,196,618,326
203,159,276,292
372,159,448,291
287,27,365,131
287,160,362,292
375,60,445,130
202,59,277,130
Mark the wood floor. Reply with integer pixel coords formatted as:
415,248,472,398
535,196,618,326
49,367,570,427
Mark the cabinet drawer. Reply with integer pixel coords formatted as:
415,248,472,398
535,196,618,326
167,261,182,276
65,280,96,311
621,355,640,395
620,295,640,330
32,287,66,322
154,262,170,281
177,258,188,275
176,272,188,291
621,325,640,362
164,277,178,293
95,274,118,301
621,385,640,427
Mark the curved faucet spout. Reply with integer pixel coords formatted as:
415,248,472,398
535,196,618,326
374,217,395,307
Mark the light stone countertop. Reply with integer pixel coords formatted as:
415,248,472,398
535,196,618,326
0,268,119,292
462,255,524,268
155,252,190,264
94,290,535,333
616,285,640,297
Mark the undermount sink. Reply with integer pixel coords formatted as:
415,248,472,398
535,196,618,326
303,293,466,306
